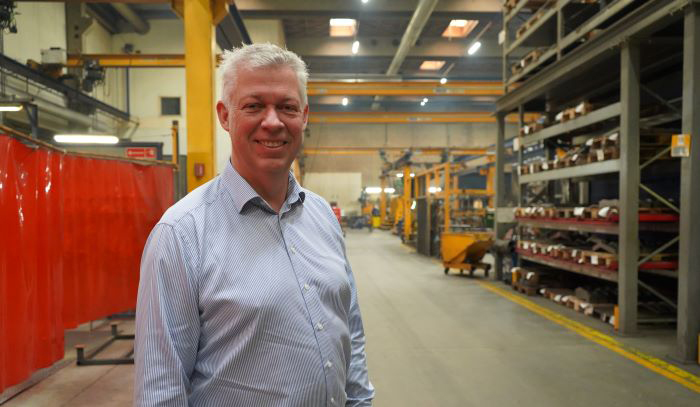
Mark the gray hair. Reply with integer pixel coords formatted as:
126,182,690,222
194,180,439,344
219,43,309,108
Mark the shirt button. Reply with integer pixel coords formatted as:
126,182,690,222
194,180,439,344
325,360,332,369
303,283,310,291
316,322,324,331
330,397,335,404
290,246,297,254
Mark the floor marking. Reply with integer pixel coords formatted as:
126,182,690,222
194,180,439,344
477,281,700,394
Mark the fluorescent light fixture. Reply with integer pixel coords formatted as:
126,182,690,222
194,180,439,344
442,20,478,38
396,173,404,178
419,60,445,70
342,97,349,106
428,186,443,194
467,41,482,55
0,104,23,112
410,173,415,178
440,77,447,85
420,101,426,106
383,187,395,193
54,134,119,144
352,40,360,54
365,186,382,194
330,18,357,37
362,0,369,3
422,98,429,103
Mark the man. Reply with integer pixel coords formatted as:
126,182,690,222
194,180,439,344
134,43,374,407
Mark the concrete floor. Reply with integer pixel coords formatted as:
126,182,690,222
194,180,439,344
5,229,700,406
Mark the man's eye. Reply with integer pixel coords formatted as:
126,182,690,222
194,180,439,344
281,105,299,112
243,103,262,110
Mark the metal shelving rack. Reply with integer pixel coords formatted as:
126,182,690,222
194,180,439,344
495,0,700,363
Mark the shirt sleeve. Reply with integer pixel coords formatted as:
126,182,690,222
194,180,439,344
134,223,200,407
343,253,375,406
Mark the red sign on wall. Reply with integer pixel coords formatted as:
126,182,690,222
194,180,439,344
126,147,157,159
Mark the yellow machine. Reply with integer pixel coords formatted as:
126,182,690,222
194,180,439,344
441,231,493,276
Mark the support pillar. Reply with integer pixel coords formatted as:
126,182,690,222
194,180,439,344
677,4,700,363
494,112,507,280
403,167,412,243
619,41,640,335
185,0,217,191
380,176,387,224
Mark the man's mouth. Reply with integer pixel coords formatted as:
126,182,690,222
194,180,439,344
256,140,287,148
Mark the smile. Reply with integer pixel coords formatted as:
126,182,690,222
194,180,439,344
256,140,287,148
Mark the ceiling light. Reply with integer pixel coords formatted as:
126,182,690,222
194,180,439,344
410,173,415,178
467,41,482,55
53,134,119,144
396,173,404,178
422,98,428,103
383,187,395,193
419,60,445,70
365,186,382,194
411,200,416,210
362,0,369,3
330,18,357,37
352,40,360,54
428,186,443,194
0,104,23,112
341,97,349,106
442,20,478,38
420,101,426,106
440,77,447,85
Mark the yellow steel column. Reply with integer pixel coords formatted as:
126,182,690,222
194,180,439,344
444,163,451,232
487,166,495,208
380,176,387,223
403,167,412,242
185,0,216,191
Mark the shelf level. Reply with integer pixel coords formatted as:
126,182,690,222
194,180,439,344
517,218,618,234
516,217,679,234
506,7,558,55
518,251,618,282
521,102,621,145
519,159,620,183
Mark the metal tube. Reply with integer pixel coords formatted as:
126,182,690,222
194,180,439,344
639,183,680,213
640,146,671,170
637,236,679,266
638,280,677,310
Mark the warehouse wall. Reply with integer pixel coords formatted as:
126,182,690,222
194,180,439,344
303,172,363,214
83,20,126,112
303,122,512,186
113,20,188,156
2,2,66,65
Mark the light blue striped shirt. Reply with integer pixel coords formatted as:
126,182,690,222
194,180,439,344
134,162,374,406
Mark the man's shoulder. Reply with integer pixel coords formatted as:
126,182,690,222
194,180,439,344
159,175,224,227
301,188,332,213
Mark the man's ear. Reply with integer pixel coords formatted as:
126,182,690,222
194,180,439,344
216,101,230,132
301,103,309,130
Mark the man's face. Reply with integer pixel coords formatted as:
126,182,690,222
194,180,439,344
216,65,308,180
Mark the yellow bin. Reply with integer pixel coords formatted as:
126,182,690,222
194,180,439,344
372,216,381,228
441,231,493,275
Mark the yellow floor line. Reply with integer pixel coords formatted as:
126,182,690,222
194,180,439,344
477,281,700,394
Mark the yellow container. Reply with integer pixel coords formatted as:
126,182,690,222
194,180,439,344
441,231,493,265
372,216,381,228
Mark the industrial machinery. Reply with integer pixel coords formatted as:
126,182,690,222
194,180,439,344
412,156,496,276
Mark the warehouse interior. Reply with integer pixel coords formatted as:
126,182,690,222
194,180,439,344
1,0,700,405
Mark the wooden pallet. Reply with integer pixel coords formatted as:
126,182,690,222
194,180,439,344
514,281,539,296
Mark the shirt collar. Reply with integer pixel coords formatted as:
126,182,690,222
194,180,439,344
222,160,305,214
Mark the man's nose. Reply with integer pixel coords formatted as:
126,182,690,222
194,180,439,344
261,106,284,130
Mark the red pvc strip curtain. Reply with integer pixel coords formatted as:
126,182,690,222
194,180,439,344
0,133,174,393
